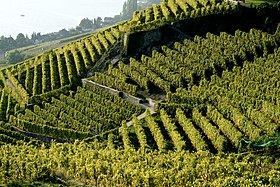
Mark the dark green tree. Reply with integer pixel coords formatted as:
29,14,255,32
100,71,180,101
0,36,16,50
79,18,94,30
122,0,138,19
16,33,30,47
6,50,24,64
94,17,103,29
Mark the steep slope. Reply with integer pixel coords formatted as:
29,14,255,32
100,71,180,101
0,0,279,186
84,28,280,153
0,0,279,150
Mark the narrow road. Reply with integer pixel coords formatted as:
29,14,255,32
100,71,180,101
228,0,252,6
11,125,66,143
6,79,25,101
126,100,157,127
83,79,158,128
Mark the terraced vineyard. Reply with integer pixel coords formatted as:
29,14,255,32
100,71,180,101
104,28,279,93
143,0,231,21
84,42,280,153
0,27,122,105
0,0,279,186
128,0,237,32
9,85,143,141
120,50,279,152
76,25,280,154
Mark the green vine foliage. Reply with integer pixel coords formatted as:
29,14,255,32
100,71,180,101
0,142,279,186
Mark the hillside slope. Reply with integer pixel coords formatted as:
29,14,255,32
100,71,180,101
0,0,279,186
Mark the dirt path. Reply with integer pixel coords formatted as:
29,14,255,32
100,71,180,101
6,79,25,101
82,79,158,128
228,0,251,6
11,125,66,143
126,98,157,127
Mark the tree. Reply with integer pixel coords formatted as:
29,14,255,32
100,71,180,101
76,26,83,32
0,58,7,64
58,29,70,37
31,32,42,42
114,14,122,22
16,33,28,47
79,18,94,30
6,50,24,64
122,1,128,17
69,28,77,35
0,36,16,50
122,0,138,19
94,17,102,29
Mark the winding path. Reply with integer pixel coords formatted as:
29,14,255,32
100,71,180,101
82,79,158,128
11,79,158,141
6,79,25,101
126,98,157,127
11,125,66,143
